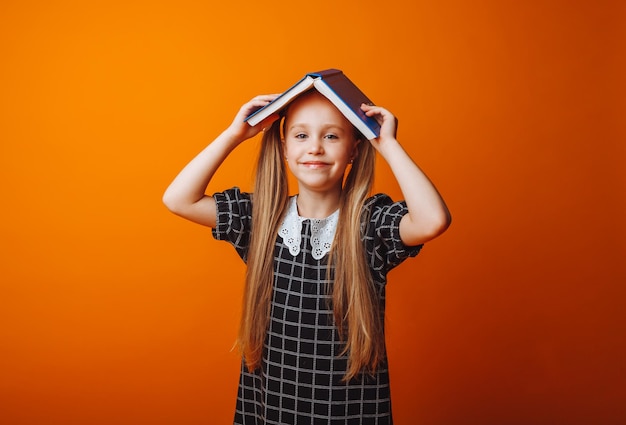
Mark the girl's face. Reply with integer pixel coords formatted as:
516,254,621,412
282,92,359,195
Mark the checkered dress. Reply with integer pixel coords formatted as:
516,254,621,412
212,188,422,425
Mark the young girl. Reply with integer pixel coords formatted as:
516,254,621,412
163,83,451,425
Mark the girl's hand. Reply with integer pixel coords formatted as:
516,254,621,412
360,103,399,153
225,94,281,143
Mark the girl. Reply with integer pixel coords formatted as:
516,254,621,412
163,83,451,424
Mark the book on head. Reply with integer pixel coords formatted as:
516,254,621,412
245,69,380,140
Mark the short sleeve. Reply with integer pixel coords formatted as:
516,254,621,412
363,194,423,281
211,187,252,262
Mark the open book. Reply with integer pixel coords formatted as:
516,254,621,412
245,69,380,140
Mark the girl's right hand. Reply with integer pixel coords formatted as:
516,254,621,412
225,94,281,143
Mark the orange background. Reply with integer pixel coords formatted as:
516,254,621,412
1,1,624,424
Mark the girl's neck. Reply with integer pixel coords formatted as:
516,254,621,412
295,188,341,219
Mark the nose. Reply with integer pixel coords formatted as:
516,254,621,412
308,136,324,154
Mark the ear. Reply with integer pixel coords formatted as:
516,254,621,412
350,138,362,162
279,116,287,154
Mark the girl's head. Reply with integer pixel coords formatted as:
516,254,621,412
257,90,376,196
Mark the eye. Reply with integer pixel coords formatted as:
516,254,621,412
294,133,307,139
324,134,339,140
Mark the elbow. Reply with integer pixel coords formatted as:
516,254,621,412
162,190,182,215
436,204,452,233
438,208,452,234
420,209,453,244
435,210,452,237
401,210,451,246
423,211,451,241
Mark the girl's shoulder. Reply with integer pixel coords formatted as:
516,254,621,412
362,193,411,229
365,193,394,207
212,186,254,225
362,193,423,270
364,193,404,213
213,187,253,208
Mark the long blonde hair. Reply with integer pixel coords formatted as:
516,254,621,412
238,111,381,381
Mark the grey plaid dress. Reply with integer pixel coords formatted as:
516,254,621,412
212,188,421,425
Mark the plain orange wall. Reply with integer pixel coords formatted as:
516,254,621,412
1,1,624,424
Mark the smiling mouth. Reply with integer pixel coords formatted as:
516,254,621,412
301,161,329,168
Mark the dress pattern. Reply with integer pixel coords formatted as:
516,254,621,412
212,188,422,425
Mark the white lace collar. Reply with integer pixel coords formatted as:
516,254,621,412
278,196,339,260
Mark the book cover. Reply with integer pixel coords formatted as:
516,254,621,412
245,69,380,140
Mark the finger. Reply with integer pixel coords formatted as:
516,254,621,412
361,105,391,119
252,94,281,102
361,102,386,111
241,97,276,117
363,108,389,125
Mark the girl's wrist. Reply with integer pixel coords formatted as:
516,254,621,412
373,137,402,160
220,127,248,148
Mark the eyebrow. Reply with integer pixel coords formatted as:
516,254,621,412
287,123,346,132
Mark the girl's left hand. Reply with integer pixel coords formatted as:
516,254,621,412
360,103,399,150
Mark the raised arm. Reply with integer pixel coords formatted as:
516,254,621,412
162,95,279,227
361,104,451,246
